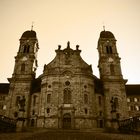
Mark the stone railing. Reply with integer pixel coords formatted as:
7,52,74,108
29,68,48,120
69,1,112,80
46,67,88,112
118,116,140,133
0,115,17,132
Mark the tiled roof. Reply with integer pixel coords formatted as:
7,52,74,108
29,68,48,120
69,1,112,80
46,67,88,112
126,85,140,95
100,30,115,39
21,30,36,38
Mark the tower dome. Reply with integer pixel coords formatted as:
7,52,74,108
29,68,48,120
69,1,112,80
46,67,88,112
100,30,115,39
21,30,36,39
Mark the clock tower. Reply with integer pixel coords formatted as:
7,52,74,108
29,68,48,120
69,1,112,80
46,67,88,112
97,30,128,129
6,30,39,126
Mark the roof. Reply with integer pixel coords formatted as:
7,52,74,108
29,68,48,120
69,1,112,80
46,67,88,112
100,30,115,39
126,85,140,96
0,83,10,94
21,30,36,38
31,78,41,93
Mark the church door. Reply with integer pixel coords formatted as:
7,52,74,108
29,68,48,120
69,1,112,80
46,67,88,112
63,113,71,129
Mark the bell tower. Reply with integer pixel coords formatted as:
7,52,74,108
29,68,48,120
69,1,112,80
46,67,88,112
6,30,39,126
13,30,38,78
97,30,128,129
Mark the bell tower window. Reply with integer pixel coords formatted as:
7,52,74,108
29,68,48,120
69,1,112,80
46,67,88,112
23,45,30,53
106,46,112,54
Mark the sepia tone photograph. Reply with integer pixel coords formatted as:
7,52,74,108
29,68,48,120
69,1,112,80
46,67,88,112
0,0,140,140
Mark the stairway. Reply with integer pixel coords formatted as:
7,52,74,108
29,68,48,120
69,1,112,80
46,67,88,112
22,130,103,140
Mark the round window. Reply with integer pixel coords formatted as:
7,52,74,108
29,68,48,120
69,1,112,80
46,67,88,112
65,81,70,86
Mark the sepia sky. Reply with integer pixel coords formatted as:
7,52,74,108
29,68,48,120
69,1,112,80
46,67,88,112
0,0,140,84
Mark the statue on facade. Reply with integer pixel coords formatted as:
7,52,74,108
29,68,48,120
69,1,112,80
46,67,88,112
18,96,26,112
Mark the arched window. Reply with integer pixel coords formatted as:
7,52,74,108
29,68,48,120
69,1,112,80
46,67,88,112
135,105,139,111
85,108,88,114
109,46,113,54
114,97,119,109
27,45,30,53
23,45,30,53
106,46,113,54
47,108,50,113
63,88,71,104
21,63,25,72
134,98,138,102
98,96,102,106
84,94,88,104
47,94,51,103
32,110,35,115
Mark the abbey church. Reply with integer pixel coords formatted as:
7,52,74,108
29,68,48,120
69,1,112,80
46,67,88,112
0,29,140,130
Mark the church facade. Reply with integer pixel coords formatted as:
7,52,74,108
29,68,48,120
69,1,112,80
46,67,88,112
1,29,139,130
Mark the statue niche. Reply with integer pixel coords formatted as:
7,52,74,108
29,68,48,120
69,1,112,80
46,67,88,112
18,96,26,112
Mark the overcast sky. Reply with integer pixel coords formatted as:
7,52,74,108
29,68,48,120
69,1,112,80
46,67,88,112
0,0,140,84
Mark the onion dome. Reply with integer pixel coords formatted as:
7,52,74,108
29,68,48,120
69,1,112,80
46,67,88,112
100,30,115,39
21,30,36,39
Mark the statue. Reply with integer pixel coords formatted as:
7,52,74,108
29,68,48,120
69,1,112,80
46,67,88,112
18,96,26,112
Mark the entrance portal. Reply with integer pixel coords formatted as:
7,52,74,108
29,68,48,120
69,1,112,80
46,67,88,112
63,113,71,129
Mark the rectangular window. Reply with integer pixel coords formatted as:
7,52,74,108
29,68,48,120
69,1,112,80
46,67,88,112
127,98,130,102
134,98,138,102
84,108,88,114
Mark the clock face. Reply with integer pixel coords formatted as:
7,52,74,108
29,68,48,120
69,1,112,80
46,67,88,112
108,57,114,63
21,56,28,61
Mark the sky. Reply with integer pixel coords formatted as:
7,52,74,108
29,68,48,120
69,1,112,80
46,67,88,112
0,0,140,84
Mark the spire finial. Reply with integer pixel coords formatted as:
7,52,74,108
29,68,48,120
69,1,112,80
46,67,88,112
103,25,105,31
102,22,105,31
31,21,34,30
67,41,70,48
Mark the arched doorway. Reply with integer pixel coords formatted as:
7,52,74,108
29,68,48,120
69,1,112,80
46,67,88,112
31,119,35,127
97,119,104,128
63,113,71,129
